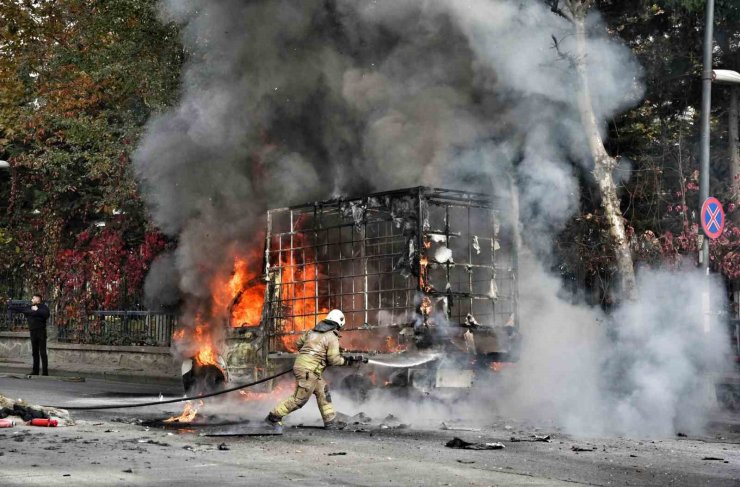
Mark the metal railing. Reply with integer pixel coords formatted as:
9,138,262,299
56,310,177,347
0,300,35,332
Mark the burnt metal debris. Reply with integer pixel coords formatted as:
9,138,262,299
571,446,598,452
445,437,505,450
254,187,519,379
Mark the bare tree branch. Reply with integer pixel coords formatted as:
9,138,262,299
544,0,574,23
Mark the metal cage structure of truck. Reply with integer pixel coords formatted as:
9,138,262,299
257,186,518,362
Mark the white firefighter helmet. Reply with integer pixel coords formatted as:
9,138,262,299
326,309,345,328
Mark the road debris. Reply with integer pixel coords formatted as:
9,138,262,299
701,457,726,461
137,439,170,446
348,412,373,425
29,418,58,427
441,422,481,432
328,452,347,456
203,423,283,436
380,414,408,430
217,443,230,451
510,434,551,443
0,394,71,425
571,446,597,452
445,437,505,450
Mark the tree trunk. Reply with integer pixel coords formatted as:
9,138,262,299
571,13,638,301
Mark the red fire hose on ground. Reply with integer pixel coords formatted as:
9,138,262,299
45,367,293,411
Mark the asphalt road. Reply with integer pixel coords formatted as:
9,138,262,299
0,375,739,486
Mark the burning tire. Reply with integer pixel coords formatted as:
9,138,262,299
181,356,229,395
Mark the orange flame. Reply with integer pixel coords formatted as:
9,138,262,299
419,236,432,292
192,324,222,369
384,336,407,353
419,256,429,291
274,236,328,352
171,251,265,383
490,362,508,373
164,401,198,423
210,249,266,328
420,296,432,317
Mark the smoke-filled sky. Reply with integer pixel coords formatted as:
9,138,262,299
133,0,727,437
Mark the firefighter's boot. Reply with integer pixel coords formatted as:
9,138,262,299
265,412,284,433
323,418,347,430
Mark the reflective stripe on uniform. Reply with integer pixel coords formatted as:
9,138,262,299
319,403,336,421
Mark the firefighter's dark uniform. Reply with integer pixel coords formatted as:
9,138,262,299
270,319,346,424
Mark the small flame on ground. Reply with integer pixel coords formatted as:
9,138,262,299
490,362,508,372
164,401,198,423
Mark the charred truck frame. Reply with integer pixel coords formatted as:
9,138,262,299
227,186,520,393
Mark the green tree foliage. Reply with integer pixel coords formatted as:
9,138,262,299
0,0,182,309
1,0,738,312
550,1,740,303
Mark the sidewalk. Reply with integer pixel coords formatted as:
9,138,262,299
0,357,181,386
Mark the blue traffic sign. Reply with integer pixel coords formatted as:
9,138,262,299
701,197,724,239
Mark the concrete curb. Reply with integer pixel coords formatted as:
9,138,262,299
0,362,181,387
0,373,86,382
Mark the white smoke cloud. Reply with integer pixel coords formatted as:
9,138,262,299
497,256,729,437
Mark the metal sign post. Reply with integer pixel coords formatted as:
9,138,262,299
699,0,715,338
700,197,724,335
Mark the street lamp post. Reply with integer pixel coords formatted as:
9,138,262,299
713,70,740,326
713,70,740,201
699,0,715,273
698,0,715,339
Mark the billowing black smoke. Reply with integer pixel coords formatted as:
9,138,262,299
133,1,728,437
134,0,641,304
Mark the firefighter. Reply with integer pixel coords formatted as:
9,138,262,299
266,309,366,430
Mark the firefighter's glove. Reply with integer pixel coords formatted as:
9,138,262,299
343,355,368,366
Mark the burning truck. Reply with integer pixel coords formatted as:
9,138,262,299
180,186,520,396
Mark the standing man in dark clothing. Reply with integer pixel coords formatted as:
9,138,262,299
9,294,51,375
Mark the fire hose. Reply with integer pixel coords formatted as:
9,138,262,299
46,354,440,410
45,367,294,411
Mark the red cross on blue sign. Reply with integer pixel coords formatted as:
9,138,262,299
701,197,724,239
